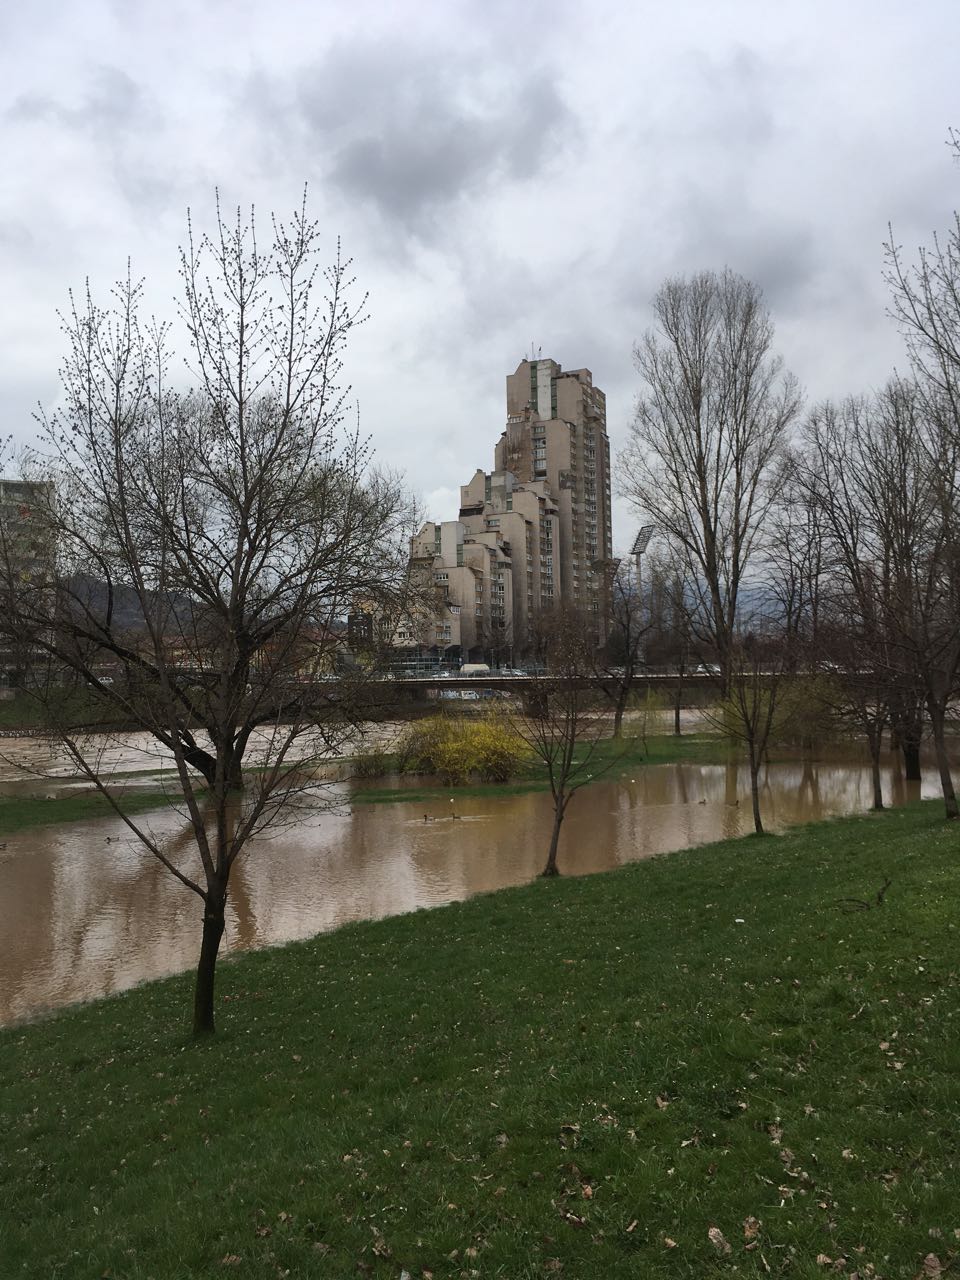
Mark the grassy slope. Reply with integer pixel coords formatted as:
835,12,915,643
2,802,959,1278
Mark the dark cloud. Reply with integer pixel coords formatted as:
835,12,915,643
261,44,576,238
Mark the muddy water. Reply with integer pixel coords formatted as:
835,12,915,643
0,752,940,1026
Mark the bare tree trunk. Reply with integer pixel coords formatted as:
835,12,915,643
674,685,682,736
866,726,884,811
894,703,924,781
929,705,959,820
542,804,564,877
193,887,227,1036
902,736,922,783
612,683,630,739
748,744,764,835
724,758,738,808
184,745,218,788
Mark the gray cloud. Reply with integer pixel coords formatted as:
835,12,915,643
248,42,576,241
8,65,145,132
3,0,960,541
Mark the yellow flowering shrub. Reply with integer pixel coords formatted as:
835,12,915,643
396,713,530,785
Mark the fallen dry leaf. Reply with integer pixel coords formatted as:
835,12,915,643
664,1237,678,1248
655,1094,670,1110
744,1216,761,1241
922,1255,943,1278
626,1219,638,1233
708,1226,732,1255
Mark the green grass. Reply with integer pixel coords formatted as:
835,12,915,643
0,689,117,730
0,787,180,836
2,802,959,1277
352,731,731,805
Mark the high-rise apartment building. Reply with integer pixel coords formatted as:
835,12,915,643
401,357,614,664
497,358,614,623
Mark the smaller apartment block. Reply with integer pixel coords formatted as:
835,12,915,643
0,478,54,686
399,357,615,665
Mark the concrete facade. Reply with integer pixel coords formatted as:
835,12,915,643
0,478,54,685
498,358,615,633
403,357,614,663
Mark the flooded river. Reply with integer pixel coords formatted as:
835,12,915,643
0,747,942,1025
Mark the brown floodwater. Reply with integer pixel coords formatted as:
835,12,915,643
0,749,942,1026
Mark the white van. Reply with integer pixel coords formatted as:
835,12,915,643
460,663,491,677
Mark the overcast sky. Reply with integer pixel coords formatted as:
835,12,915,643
2,0,958,548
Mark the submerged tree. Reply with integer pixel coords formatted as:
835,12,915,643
711,488,817,834
884,137,960,815
800,382,960,820
510,608,617,877
0,196,414,1034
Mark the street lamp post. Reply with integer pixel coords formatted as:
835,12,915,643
630,524,656,615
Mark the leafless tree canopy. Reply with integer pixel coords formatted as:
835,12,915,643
0,195,416,1034
622,269,801,687
800,381,960,817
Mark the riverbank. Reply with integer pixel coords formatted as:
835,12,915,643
0,786,175,836
350,730,729,805
2,802,956,1278
0,732,728,833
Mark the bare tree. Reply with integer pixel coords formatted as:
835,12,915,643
884,137,960,814
799,398,906,807
599,558,651,738
640,553,697,735
878,383,960,819
479,615,514,670
0,196,414,1035
621,269,801,694
886,130,960,404
509,608,614,877
800,383,960,819
711,492,814,834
